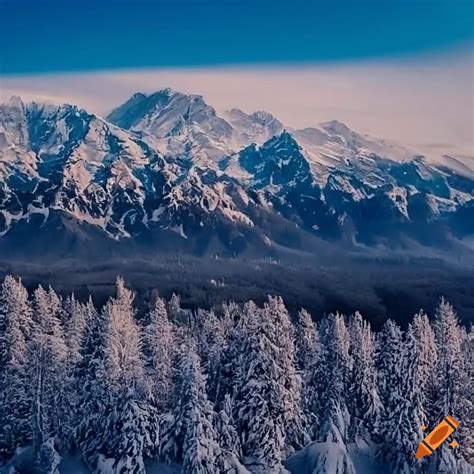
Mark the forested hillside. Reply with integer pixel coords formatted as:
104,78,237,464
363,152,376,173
0,276,472,473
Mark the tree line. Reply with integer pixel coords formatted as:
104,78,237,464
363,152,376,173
0,275,472,473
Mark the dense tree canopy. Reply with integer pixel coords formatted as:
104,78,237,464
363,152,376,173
0,275,472,473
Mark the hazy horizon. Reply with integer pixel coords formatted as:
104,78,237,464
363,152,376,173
2,47,474,158
2,1,473,156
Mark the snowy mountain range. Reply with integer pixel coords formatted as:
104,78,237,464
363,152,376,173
1,89,473,259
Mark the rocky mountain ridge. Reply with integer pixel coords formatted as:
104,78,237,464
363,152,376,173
0,90,472,259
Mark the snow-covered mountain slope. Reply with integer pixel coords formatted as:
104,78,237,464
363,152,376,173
1,97,170,239
224,108,284,145
0,96,270,257
108,89,233,140
106,89,287,169
1,92,473,259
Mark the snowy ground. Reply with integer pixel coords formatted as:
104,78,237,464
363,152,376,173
0,450,182,474
1,446,382,474
284,440,385,474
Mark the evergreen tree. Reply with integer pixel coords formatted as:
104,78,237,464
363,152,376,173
31,285,68,463
220,301,240,336
164,345,221,473
98,277,154,474
232,298,306,469
347,312,381,441
217,301,251,405
263,297,308,452
0,277,472,473
0,276,33,461
75,298,110,469
63,296,89,365
100,395,157,474
377,320,405,467
382,326,424,473
409,311,437,426
294,308,319,373
232,301,283,468
378,316,440,473
460,327,474,467
195,309,227,403
55,297,91,451
294,310,321,439
61,294,75,330
432,299,465,418
431,298,470,472
102,278,146,393
37,437,61,474
216,394,241,463
144,295,175,412
312,313,352,443
168,292,182,322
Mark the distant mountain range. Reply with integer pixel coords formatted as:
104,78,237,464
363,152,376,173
0,89,473,260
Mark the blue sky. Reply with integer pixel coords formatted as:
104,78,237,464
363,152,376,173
2,0,473,74
1,1,473,159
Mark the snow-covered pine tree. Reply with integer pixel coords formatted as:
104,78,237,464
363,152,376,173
431,298,471,473
215,394,242,470
63,296,89,365
168,345,222,473
232,298,306,470
195,308,227,403
102,278,146,393
231,301,284,469
296,310,322,440
98,277,156,474
294,308,319,374
311,313,352,444
379,314,441,473
57,298,90,452
299,313,357,474
262,296,308,452
144,295,175,412
409,311,437,427
217,302,250,406
432,299,464,417
61,293,75,330
221,301,240,336
0,276,33,461
37,436,61,474
460,326,474,467
158,321,197,460
101,395,157,474
31,285,68,464
377,319,406,468
347,312,381,441
382,323,425,473
168,292,182,322
75,298,110,469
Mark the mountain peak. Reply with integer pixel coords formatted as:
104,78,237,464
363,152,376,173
1,92,473,255
269,130,299,147
319,120,352,135
107,89,234,147
129,91,147,101
240,130,304,166
107,88,218,134
226,108,280,126
249,110,277,123
7,96,25,109
145,88,197,104
224,108,284,146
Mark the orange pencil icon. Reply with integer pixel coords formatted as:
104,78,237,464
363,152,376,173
415,415,459,459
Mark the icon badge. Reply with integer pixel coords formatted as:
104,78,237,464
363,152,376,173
416,415,459,459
